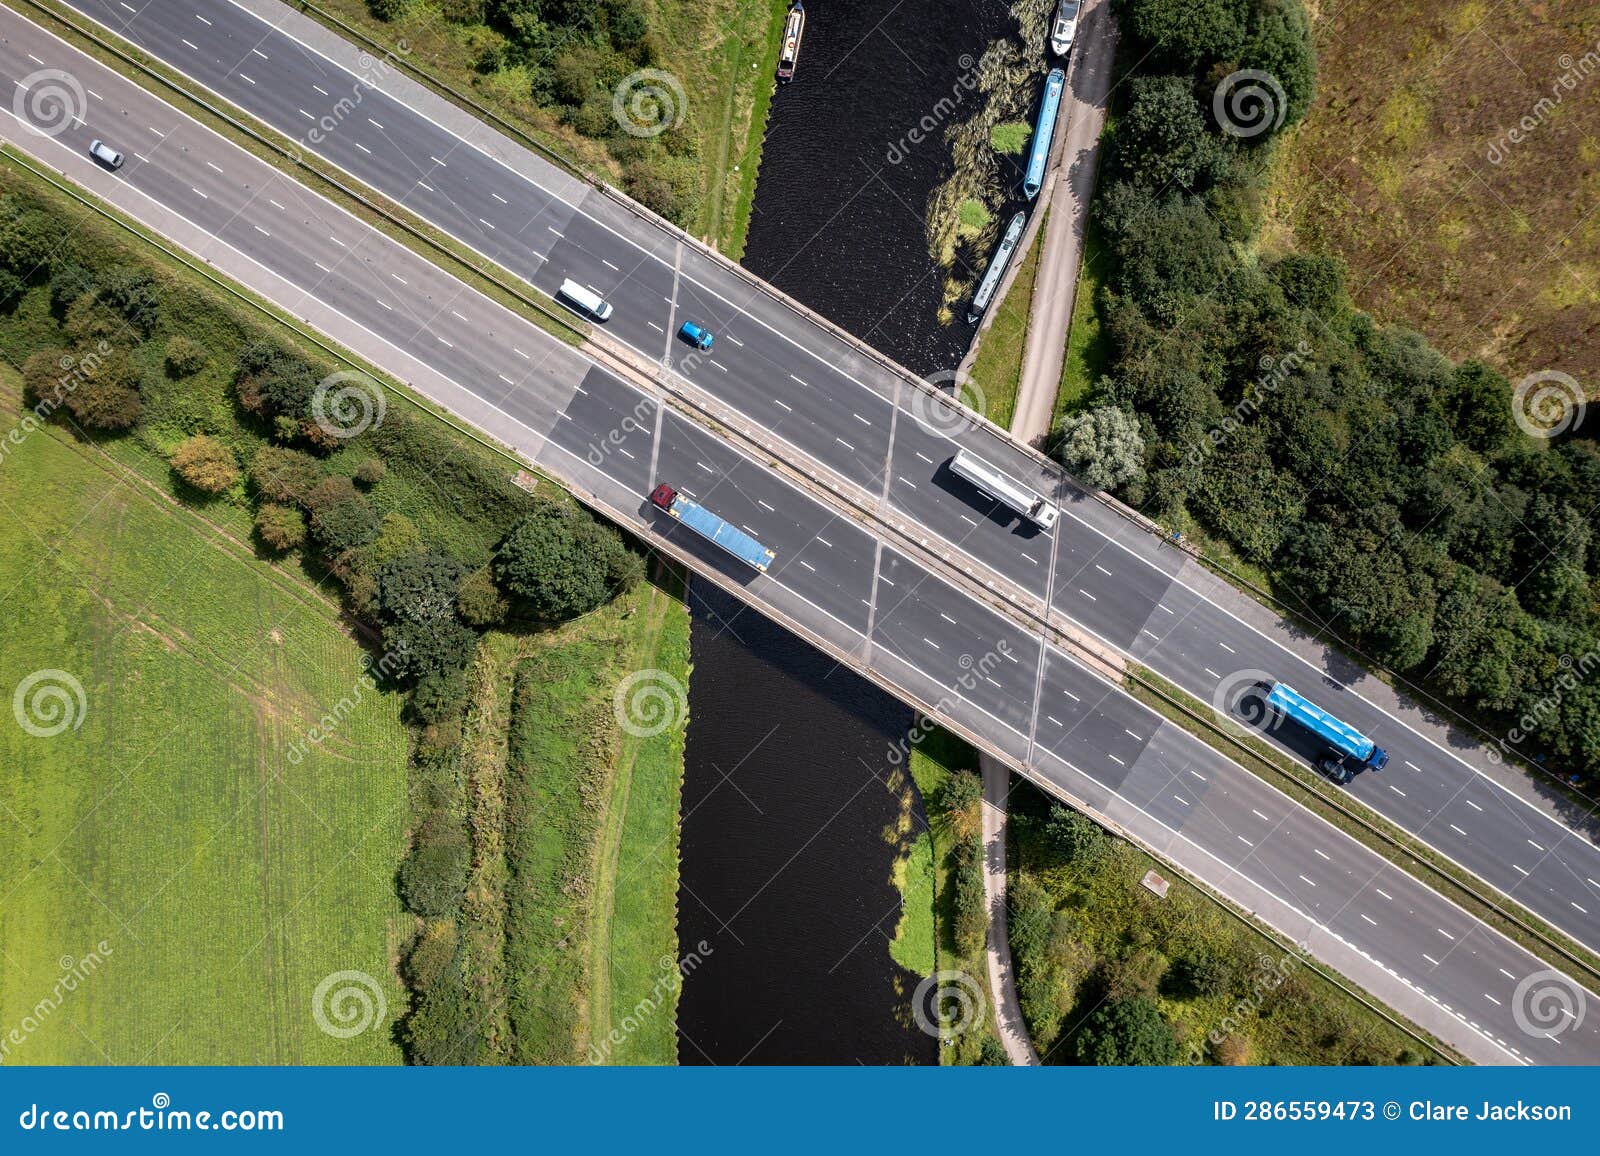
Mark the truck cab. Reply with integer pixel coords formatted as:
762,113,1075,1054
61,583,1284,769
649,483,678,511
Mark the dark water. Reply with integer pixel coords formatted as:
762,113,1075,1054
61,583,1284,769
742,0,1037,376
675,582,935,1065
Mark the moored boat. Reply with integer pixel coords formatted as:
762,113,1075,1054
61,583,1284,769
777,2,806,83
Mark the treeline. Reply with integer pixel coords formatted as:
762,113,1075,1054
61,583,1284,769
1061,0,1600,780
366,0,701,224
0,187,646,1063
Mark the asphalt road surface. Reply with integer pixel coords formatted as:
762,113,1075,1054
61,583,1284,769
3,4,1598,1064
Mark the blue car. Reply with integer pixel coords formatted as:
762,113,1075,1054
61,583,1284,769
678,320,714,350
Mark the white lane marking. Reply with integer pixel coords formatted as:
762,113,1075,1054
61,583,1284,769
1484,993,1502,1006
1158,604,1175,614
940,613,957,624
369,118,384,130
1405,760,1422,771
1203,667,1219,678
1107,755,1125,766
205,160,223,173
391,273,407,284
1077,589,1097,602
1313,848,1330,861
429,156,448,167
298,108,314,121
798,560,815,572
1375,888,1393,900
329,235,346,247
451,310,468,322
923,638,940,650
478,218,496,230
1423,954,1440,966
695,461,715,474
853,413,871,425
1046,715,1063,727
313,85,330,97
547,226,563,237
1238,836,1253,847
1438,929,1455,940
1465,799,1483,811
181,38,200,51
1298,875,1316,887
190,187,208,199
1062,690,1079,702
1360,914,1377,925
195,14,212,24
147,125,165,136
417,181,433,192
815,536,832,547
1449,824,1467,837
1142,629,1160,640
1218,642,1235,654
836,438,855,451
239,73,255,84
376,300,391,310
1190,770,1207,782
1389,785,1406,797
1123,729,1140,740
1512,864,1529,875
758,500,775,511
790,374,808,386
1094,564,1112,575
1528,839,1545,851
773,399,792,411
312,261,330,272
1574,902,1590,914
712,362,727,372
602,258,619,270
252,48,268,60
354,141,371,155
268,199,284,210
253,225,270,237
26,54,44,65
513,348,529,359
915,452,934,464
1173,795,1190,806
1251,809,1270,822
498,374,515,385
646,321,663,333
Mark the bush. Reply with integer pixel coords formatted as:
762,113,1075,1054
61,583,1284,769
368,0,410,19
48,346,142,431
234,340,318,422
952,837,987,960
354,458,387,487
169,434,240,494
48,263,96,315
1166,944,1233,998
397,812,469,918
456,565,509,626
164,335,208,377
495,505,636,621
254,503,307,553
1058,405,1146,492
96,266,161,336
248,444,323,504
305,475,381,552
1042,804,1110,866
1073,996,1178,1065
0,268,23,314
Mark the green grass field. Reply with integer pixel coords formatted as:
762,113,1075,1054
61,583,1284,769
0,379,408,1064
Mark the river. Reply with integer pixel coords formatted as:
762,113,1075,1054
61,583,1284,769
675,583,934,1065
741,0,1046,376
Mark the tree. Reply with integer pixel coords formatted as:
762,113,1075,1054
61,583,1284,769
1240,0,1316,130
1114,76,1224,191
234,340,317,422
0,199,61,277
1118,0,1250,74
495,504,635,621
1058,405,1146,491
169,434,240,494
976,1036,1009,1065
1165,944,1233,998
55,347,142,431
378,552,469,628
1442,361,1515,455
254,503,307,553
1073,996,1178,1065
48,263,96,315
0,268,24,314
96,265,161,336
940,768,982,842
305,475,380,552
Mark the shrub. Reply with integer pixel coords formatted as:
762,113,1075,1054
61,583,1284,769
248,444,323,504
56,347,142,431
1114,75,1225,191
0,268,24,314
164,334,208,377
305,476,381,552
1073,996,1178,1065
1042,803,1111,866
354,458,387,487
1166,944,1233,998
456,565,509,627
169,434,240,494
48,263,96,315
368,0,410,19
397,811,469,917
254,503,307,553
95,265,161,336
1058,405,1146,492
952,837,987,959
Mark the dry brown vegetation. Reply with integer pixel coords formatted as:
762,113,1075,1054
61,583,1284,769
1268,0,1600,380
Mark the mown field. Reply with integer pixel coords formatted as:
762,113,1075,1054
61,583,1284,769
0,375,408,1064
1269,0,1600,377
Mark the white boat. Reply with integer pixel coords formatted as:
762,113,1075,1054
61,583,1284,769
1050,0,1081,57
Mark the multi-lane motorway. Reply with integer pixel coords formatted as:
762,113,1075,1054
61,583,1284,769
2,2,1597,1063
50,0,1600,971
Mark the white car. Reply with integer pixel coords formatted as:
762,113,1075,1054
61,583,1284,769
88,139,124,169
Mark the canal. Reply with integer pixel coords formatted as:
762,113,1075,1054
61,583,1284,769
675,583,935,1065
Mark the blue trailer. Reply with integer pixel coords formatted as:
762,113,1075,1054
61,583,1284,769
650,483,776,572
1023,68,1066,199
1265,681,1388,777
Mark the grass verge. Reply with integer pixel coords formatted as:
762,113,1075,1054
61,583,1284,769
966,215,1045,432
1009,775,1455,1064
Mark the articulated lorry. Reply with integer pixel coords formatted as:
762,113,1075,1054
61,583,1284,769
1264,681,1388,783
649,483,777,572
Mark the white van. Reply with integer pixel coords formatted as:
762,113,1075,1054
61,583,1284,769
556,278,613,321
